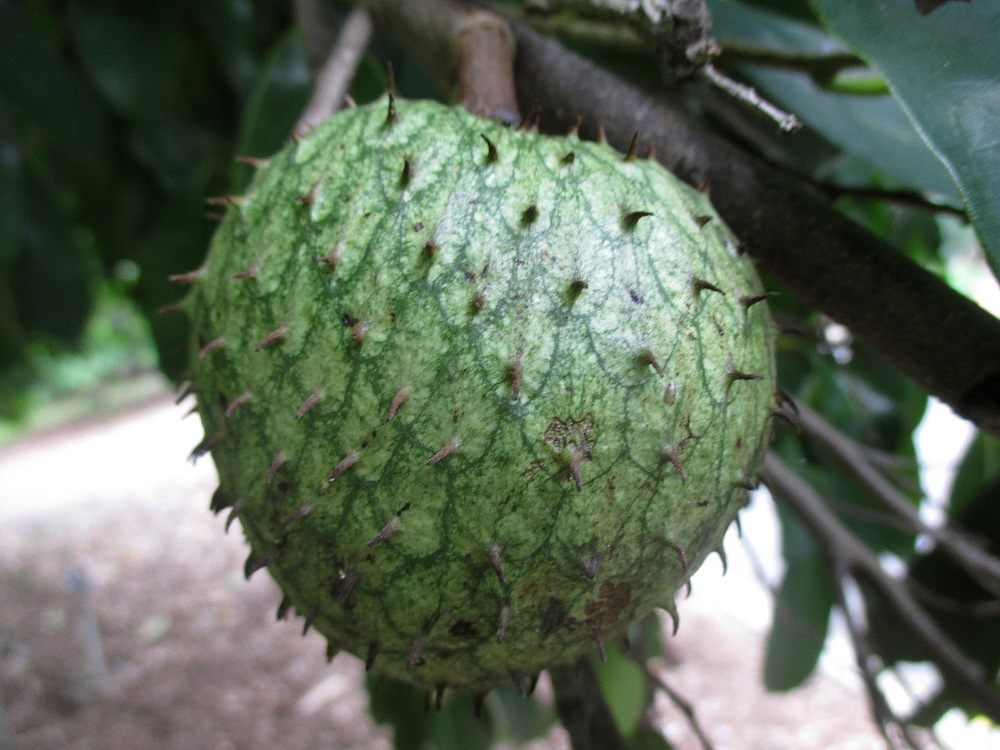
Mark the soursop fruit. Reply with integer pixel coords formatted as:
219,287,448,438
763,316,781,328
184,96,776,694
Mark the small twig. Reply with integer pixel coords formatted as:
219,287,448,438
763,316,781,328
907,578,1000,620
694,84,806,170
835,566,925,750
699,63,800,133
796,403,1000,599
762,452,1000,724
295,6,374,135
549,658,630,750
646,659,717,750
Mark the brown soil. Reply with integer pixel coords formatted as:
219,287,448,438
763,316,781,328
0,395,887,749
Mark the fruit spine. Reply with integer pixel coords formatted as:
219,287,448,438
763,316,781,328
183,96,776,694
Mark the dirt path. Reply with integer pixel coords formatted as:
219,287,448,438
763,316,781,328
0,394,886,749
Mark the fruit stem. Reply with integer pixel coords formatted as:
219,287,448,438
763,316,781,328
357,0,521,123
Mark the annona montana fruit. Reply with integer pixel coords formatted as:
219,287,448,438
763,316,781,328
186,96,776,695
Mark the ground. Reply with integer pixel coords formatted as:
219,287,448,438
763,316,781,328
0,389,888,749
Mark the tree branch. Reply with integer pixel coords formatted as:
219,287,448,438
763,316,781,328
762,452,1000,724
508,23,1000,438
295,6,374,135
834,567,925,750
796,402,1000,599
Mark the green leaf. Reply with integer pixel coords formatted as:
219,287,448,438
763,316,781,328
948,432,1000,520
485,683,555,744
367,676,493,750
189,0,258,95
11,174,99,347
594,644,648,738
710,1,958,201
428,692,493,750
231,31,311,190
777,335,924,561
0,114,24,270
807,0,1000,279
367,677,435,750
763,507,836,691
629,730,675,750
734,0,820,22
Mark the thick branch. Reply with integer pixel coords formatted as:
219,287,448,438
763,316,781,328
510,23,1000,437
762,452,1000,724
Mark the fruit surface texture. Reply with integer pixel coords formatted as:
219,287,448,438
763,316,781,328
188,97,776,693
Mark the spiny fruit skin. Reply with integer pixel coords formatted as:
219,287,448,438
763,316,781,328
187,96,776,694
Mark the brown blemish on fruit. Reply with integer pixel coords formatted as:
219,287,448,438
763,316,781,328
584,581,631,630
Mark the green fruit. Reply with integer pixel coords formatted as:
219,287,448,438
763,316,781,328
186,96,776,694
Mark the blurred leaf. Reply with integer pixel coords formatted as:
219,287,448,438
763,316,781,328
190,0,258,95
808,0,1000,279
0,114,24,269
594,644,647,738
629,730,675,750
780,358,920,559
0,4,111,174
763,507,836,690
129,114,214,194
914,0,970,16
627,612,667,662
12,174,99,347
131,196,212,381
486,683,556,744
0,113,27,366
367,676,493,750
67,0,185,122
710,1,958,201
948,432,1000,521
350,52,394,106
734,0,820,22
429,692,493,750
368,677,435,750
231,31,311,190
